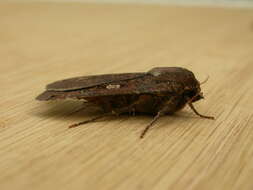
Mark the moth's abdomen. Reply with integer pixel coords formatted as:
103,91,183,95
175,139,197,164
87,94,185,115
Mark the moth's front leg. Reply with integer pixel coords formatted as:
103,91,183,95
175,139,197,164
188,102,215,120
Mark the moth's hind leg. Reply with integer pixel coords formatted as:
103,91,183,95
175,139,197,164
68,95,151,129
68,102,138,129
68,99,113,128
69,112,113,128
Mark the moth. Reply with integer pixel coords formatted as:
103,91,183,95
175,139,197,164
36,67,214,138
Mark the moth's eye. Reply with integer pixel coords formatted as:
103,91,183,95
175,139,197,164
185,90,196,98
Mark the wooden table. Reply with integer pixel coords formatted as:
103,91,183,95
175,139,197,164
1,2,253,190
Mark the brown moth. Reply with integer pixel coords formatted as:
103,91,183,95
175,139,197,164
36,67,214,138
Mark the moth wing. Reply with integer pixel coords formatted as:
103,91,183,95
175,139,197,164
36,74,183,101
77,79,182,97
46,72,146,91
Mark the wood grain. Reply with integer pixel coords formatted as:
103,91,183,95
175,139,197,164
0,2,253,190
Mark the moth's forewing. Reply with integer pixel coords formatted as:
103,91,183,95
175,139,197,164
36,73,184,101
37,72,145,100
46,73,146,91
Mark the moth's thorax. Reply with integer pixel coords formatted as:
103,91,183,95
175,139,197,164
148,67,200,91
149,67,198,83
148,67,202,103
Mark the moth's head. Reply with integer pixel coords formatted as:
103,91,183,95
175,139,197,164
183,75,209,102
184,86,204,102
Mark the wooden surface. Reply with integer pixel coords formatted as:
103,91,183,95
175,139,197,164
1,2,253,190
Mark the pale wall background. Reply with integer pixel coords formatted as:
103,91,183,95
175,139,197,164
2,0,253,7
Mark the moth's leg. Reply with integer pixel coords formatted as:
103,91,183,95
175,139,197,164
188,102,214,120
68,102,139,129
69,112,113,128
140,96,178,139
140,111,163,138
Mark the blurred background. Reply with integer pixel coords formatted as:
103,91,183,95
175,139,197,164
2,0,253,7
1,1,253,190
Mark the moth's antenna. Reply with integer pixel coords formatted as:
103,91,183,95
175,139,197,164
200,75,209,85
